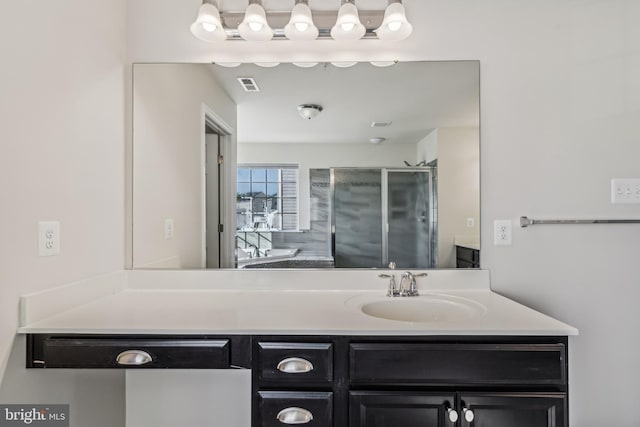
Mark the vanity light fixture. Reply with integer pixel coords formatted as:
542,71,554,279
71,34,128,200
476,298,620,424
190,0,227,42
375,0,413,41
330,0,366,41
297,104,323,120
191,0,412,42
284,0,319,41
369,137,386,144
238,0,274,41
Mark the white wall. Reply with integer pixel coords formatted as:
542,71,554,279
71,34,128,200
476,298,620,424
0,0,127,425
126,1,640,425
418,128,480,267
238,142,417,229
133,64,237,269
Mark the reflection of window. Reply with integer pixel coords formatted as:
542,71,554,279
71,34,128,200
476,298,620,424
236,165,298,231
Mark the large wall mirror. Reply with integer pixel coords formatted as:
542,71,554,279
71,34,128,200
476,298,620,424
132,61,479,270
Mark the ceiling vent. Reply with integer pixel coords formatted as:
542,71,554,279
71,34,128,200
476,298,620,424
237,77,260,92
371,121,392,128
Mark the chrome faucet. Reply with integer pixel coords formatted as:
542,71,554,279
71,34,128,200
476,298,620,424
399,271,428,297
380,271,427,297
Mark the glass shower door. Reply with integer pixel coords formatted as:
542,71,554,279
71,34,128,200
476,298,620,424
331,168,383,268
385,170,435,269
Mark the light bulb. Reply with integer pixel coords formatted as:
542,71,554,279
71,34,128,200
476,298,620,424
202,22,217,32
341,22,355,32
294,22,309,32
248,21,263,32
387,21,402,31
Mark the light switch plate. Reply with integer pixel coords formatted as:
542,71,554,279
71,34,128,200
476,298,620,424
165,218,174,240
611,179,640,204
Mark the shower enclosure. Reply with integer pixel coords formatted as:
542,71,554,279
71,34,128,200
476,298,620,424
331,167,437,269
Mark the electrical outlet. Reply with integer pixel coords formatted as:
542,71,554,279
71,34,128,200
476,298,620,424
611,179,640,204
466,218,475,228
39,221,60,256
494,220,512,246
165,218,174,240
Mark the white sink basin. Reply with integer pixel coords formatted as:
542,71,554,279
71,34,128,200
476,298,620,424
348,294,486,323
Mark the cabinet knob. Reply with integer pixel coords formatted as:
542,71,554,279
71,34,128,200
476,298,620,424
463,408,475,422
447,408,459,423
116,350,152,366
276,407,314,424
277,357,314,373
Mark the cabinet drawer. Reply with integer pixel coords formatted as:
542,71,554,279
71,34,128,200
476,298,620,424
257,342,333,385
257,391,332,427
38,337,230,368
350,343,566,387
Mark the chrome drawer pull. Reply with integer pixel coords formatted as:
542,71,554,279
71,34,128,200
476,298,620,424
277,357,314,373
463,408,475,422
116,350,152,366
276,407,314,424
447,408,458,423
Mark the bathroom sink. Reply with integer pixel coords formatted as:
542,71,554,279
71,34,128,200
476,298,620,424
349,294,486,323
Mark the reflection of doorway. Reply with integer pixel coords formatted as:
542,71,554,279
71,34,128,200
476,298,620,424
205,130,220,268
201,105,234,269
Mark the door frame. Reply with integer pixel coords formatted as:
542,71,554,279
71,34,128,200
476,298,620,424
200,104,234,268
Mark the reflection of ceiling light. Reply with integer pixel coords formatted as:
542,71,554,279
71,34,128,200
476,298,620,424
191,1,227,42
375,1,413,41
330,1,366,41
331,61,358,68
297,104,323,120
370,60,398,67
238,1,273,41
292,62,319,68
369,137,386,144
284,1,319,41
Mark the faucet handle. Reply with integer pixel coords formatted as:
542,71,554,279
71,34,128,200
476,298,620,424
408,272,427,296
378,274,399,297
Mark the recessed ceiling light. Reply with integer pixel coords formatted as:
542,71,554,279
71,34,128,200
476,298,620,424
369,137,386,144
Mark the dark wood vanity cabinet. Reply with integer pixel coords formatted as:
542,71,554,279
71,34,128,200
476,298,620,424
251,336,568,427
456,245,480,268
27,335,568,427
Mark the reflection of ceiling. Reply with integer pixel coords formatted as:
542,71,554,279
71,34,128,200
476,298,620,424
208,61,479,145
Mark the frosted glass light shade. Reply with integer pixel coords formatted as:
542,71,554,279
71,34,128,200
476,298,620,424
238,3,274,41
374,2,413,41
330,2,366,41
284,3,319,41
190,3,227,42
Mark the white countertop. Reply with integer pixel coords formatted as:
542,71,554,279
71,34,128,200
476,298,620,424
17,269,578,336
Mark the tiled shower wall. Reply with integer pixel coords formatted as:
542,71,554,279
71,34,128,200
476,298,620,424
270,169,331,257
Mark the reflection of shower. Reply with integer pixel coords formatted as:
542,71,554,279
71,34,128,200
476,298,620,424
330,167,437,269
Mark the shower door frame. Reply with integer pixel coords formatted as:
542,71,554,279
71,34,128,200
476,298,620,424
330,167,437,268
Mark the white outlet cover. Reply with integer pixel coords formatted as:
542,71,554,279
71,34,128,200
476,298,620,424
39,221,60,256
165,218,174,240
611,178,640,204
494,220,512,246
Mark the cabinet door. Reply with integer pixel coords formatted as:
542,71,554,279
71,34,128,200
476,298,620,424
350,391,455,427
458,393,566,427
